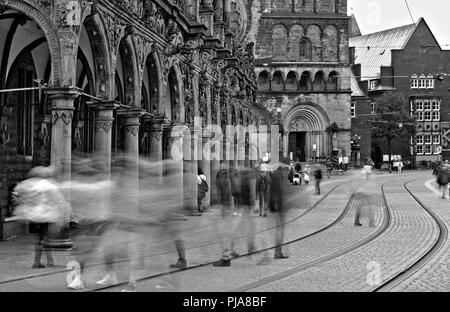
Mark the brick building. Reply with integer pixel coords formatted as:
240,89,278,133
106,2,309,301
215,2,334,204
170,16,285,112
350,18,450,166
250,0,352,162
0,0,267,241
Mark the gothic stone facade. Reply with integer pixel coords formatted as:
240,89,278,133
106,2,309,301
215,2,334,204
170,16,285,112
0,0,267,240
249,0,352,162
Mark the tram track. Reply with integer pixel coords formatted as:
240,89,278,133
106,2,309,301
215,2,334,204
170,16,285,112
371,179,448,292
0,179,344,288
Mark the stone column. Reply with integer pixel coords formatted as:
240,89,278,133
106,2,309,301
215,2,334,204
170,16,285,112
89,101,120,173
149,117,167,184
201,133,212,209
117,108,146,217
45,87,80,249
163,123,186,211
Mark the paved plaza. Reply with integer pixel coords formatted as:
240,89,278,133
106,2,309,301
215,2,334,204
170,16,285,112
0,170,449,292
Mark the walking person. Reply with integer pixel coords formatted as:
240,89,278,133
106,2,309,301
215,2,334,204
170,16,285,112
213,162,240,267
343,155,349,172
303,165,311,186
256,166,270,217
14,166,67,269
398,159,404,174
313,165,323,195
216,166,257,266
269,164,289,259
197,168,209,214
437,161,449,199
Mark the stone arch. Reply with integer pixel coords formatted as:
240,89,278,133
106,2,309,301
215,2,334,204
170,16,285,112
257,70,271,91
142,50,163,114
119,36,138,107
306,24,322,62
288,24,305,61
3,0,61,85
299,71,312,91
82,14,112,99
299,37,312,61
313,70,325,91
271,71,284,91
165,65,184,123
327,71,339,91
272,24,288,61
323,25,338,62
285,71,298,91
284,102,331,159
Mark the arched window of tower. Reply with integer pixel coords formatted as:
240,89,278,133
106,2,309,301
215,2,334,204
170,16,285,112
313,71,326,92
300,71,312,91
299,37,312,61
272,71,284,92
257,71,271,91
327,71,339,91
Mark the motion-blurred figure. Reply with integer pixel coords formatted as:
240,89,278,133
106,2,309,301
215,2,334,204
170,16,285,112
14,166,68,269
213,162,239,267
353,173,376,228
363,158,374,181
269,164,289,259
256,167,270,217
165,160,197,270
436,160,450,199
62,158,113,290
313,165,323,195
215,166,257,267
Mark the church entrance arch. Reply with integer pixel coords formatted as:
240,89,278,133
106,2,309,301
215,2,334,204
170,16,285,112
284,104,330,162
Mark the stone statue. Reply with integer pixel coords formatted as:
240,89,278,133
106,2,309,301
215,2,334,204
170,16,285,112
332,133,338,151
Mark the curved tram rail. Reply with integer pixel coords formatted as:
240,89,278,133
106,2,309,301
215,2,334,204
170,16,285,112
371,179,448,292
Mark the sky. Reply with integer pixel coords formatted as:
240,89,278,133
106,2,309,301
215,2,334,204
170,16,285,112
348,0,450,48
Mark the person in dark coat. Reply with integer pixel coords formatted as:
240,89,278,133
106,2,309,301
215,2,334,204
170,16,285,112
256,169,270,217
213,162,240,267
437,161,450,199
215,167,257,267
313,165,323,195
268,165,289,259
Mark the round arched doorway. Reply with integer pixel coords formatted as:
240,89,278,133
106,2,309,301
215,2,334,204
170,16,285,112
284,104,330,162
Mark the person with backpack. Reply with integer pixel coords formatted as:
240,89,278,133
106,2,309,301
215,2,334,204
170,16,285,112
197,168,209,213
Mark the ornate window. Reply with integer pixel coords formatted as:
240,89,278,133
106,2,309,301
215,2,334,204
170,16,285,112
299,37,312,60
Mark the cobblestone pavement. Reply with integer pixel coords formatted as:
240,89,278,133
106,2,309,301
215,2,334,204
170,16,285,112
391,178,450,292
101,174,415,292
0,171,440,292
245,174,440,292
0,174,350,292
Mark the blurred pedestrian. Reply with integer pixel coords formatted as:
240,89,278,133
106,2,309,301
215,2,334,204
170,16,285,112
313,165,323,195
303,165,311,186
256,165,270,217
213,162,239,267
14,166,68,269
215,167,257,267
268,164,289,259
197,168,209,214
62,159,114,290
437,161,450,199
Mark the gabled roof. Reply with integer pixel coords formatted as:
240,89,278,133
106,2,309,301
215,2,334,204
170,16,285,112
349,22,417,81
349,14,362,38
350,72,365,97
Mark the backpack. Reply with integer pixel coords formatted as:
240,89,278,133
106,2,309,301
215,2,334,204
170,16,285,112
198,178,209,196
